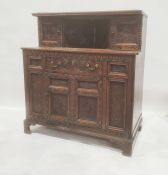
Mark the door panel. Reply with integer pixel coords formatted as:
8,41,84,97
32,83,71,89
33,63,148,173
50,93,68,117
106,77,128,132
75,76,102,127
78,96,97,121
31,74,43,113
29,71,46,119
46,73,71,122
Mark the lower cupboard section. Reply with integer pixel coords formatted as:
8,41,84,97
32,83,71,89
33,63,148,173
28,71,130,135
23,49,143,156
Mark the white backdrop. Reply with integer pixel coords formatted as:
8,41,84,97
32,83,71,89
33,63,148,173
0,0,168,114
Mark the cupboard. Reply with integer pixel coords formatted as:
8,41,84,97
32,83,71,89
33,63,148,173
23,10,147,156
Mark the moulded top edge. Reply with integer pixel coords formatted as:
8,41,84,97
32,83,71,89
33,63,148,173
32,10,147,17
21,47,139,56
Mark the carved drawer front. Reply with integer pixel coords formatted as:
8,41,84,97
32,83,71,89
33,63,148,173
45,53,102,75
45,73,71,122
45,56,63,70
74,76,102,128
108,62,128,77
28,56,43,69
77,58,102,75
40,21,63,47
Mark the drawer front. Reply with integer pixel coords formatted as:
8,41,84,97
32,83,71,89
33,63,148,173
28,56,43,69
26,51,132,78
45,53,103,75
108,62,129,78
106,55,134,79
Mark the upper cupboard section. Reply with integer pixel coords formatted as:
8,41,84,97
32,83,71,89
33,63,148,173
34,11,146,50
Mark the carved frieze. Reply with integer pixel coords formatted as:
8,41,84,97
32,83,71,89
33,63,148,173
24,50,133,76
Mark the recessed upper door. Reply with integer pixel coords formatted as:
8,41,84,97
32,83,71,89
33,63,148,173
39,17,63,47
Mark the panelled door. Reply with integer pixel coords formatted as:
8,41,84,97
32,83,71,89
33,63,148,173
45,73,103,128
45,72,72,122
28,70,47,119
106,61,131,136
106,77,128,131
74,75,103,128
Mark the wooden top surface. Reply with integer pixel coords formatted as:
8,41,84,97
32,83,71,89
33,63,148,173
22,47,139,55
32,10,147,17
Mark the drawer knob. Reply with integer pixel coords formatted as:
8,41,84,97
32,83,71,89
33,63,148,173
50,60,62,68
86,63,99,71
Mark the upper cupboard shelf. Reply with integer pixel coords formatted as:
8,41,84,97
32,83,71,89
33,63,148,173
33,10,147,51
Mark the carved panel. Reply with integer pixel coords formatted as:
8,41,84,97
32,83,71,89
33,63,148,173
41,23,62,47
107,79,127,129
42,23,62,41
75,76,102,127
109,15,142,50
116,24,137,43
78,96,97,121
46,74,71,121
45,56,71,70
50,94,68,117
29,73,44,114
45,54,102,75
25,49,132,64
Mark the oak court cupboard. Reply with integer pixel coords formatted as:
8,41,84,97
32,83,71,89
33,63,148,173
22,10,147,156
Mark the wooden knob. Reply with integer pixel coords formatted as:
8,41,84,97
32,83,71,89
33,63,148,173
85,63,99,71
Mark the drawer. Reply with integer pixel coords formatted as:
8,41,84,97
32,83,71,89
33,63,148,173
108,62,128,77
45,54,103,75
28,56,43,70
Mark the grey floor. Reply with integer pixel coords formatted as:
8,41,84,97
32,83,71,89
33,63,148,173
0,108,168,175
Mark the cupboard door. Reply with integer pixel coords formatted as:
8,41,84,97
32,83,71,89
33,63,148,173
74,76,102,128
39,18,63,47
46,73,71,122
106,77,128,133
28,71,46,119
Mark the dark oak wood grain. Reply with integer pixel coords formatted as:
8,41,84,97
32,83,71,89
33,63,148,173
22,10,147,156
